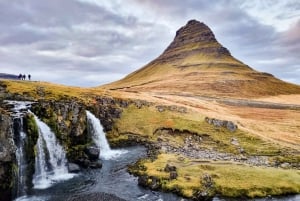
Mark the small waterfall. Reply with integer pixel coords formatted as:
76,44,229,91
9,101,32,199
32,114,74,189
86,111,127,160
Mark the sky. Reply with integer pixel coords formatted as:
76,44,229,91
0,0,299,86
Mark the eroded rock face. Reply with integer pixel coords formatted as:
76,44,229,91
0,111,15,201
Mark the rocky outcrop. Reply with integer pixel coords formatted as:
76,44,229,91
0,110,15,201
205,117,237,132
30,100,94,167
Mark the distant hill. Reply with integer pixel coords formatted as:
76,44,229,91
0,73,18,80
103,20,300,98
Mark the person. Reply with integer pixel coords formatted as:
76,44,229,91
18,74,22,80
28,74,31,80
22,74,26,80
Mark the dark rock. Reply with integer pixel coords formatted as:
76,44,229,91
68,163,81,173
169,171,178,180
89,161,102,169
85,146,100,161
138,175,148,187
164,164,177,172
149,176,160,190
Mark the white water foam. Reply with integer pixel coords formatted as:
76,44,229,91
32,114,74,189
86,111,127,160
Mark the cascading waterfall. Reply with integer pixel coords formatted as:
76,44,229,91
86,111,127,160
9,101,32,199
32,114,74,189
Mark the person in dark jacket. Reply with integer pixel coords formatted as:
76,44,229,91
28,74,31,80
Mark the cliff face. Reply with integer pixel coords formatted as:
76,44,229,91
0,110,15,201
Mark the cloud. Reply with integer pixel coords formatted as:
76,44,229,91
0,0,299,86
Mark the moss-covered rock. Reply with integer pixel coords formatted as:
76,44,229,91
23,113,39,189
31,100,92,166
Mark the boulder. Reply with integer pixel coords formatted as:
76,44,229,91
89,161,103,169
138,175,148,187
85,146,100,161
68,163,81,173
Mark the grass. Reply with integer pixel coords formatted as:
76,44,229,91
0,79,109,102
137,153,300,198
112,104,291,157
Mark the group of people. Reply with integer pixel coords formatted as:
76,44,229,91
18,74,31,80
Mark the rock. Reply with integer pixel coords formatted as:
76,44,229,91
230,138,239,146
164,164,177,172
227,121,237,132
169,171,178,180
138,175,148,187
89,161,103,169
202,173,214,188
280,162,290,169
156,105,165,112
68,163,81,173
205,117,237,132
85,146,100,161
149,176,160,190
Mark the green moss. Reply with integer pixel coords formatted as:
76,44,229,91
23,113,39,189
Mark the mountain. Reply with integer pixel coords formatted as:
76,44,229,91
103,20,300,98
0,73,18,80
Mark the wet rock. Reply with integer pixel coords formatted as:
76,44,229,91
149,176,160,190
85,146,100,161
68,163,81,173
89,161,103,169
138,175,148,187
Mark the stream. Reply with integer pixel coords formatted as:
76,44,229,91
15,145,300,201
15,146,183,201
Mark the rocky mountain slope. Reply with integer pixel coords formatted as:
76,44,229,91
103,20,300,98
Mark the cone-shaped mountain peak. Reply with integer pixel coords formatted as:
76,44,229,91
153,19,233,65
164,20,228,55
103,20,300,98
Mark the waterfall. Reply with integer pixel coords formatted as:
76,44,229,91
32,114,74,189
86,111,127,160
10,101,32,198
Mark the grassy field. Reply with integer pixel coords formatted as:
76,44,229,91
135,153,300,198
